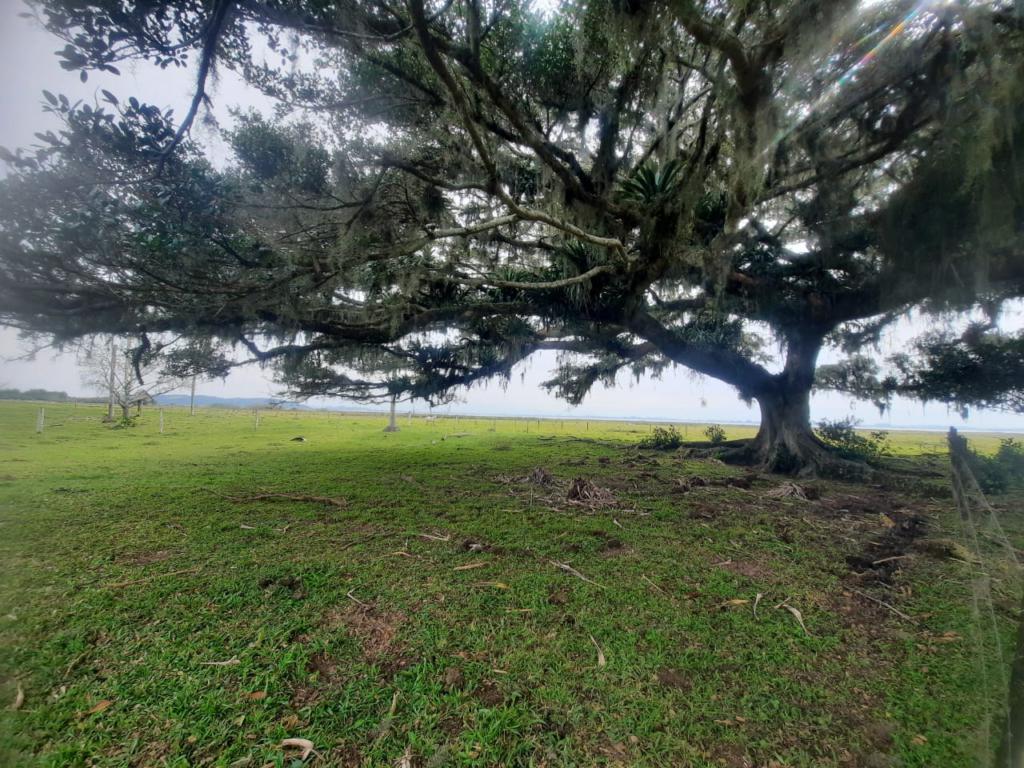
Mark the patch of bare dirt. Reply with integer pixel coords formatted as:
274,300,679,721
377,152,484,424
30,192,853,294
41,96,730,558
548,586,570,606
289,684,322,709
474,680,503,707
710,743,753,768
442,666,465,690
323,603,406,660
654,668,692,691
716,559,775,582
259,574,306,599
844,508,926,586
307,651,340,682
117,550,173,566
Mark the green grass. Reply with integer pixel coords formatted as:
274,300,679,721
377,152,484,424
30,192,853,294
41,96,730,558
0,401,1019,767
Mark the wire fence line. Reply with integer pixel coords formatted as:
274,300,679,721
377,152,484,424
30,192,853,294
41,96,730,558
948,427,1024,768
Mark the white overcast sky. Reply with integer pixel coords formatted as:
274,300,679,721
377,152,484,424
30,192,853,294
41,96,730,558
1,1,1021,430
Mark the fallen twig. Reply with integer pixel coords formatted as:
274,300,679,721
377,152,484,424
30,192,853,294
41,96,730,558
872,554,911,566
107,567,200,589
207,489,348,508
589,633,607,667
641,574,666,595
550,560,606,589
849,588,916,623
346,589,367,607
418,532,451,542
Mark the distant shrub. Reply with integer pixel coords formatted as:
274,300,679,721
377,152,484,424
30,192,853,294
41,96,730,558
996,438,1024,480
816,418,890,461
704,424,726,444
966,438,1024,495
639,425,683,450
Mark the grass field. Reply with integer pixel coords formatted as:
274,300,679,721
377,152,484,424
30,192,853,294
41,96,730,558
0,401,1020,767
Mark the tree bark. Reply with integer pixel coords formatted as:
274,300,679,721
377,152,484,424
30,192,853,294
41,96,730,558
383,395,399,432
746,387,835,474
725,330,869,478
120,403,131,422
105,336,117,422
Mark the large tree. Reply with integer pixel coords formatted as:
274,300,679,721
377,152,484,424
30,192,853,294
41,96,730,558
1,0,1023,474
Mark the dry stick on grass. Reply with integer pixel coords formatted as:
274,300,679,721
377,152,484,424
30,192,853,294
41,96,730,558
206,489,348,508
107,567,200,589
849,587,916,623
641,574,667,595
872,554,912,566
589,634,607,667
550,560,606,589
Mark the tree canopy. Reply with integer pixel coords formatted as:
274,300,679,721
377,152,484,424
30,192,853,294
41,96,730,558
1,0,1023,474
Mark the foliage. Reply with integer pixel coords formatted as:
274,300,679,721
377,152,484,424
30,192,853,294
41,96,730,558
704,424,726,444
1,0,1023,471
816,418,890,462
967,438,1024,495
819,327,1024,417
996,438,1024,480
638,425,683,450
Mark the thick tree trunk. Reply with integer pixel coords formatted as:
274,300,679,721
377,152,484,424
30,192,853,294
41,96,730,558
120,403,131,422
725,330,869,479
748,388,834,475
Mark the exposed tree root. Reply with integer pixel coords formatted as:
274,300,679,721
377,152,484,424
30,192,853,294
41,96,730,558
684,438,872,481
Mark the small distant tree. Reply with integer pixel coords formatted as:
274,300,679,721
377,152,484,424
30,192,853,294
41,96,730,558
80,337,186,424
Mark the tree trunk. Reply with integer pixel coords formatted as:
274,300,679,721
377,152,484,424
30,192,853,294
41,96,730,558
383,395,399,432
189,375,197,416
747,387,836,475
105,337,117,422
120,403,131,422
727,330,868,479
